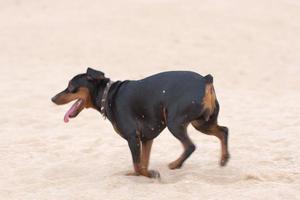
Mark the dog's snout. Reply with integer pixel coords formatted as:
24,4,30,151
51,90,72,105
51,96,57,104
51,94,62,105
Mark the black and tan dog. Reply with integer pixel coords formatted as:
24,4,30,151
52,68,230,178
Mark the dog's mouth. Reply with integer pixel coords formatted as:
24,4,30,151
64,99,84,123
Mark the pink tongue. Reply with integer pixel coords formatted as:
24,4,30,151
64,99,82,123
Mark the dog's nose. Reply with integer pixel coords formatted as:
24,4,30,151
51,96,57,103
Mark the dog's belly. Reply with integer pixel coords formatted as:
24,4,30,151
137,119,166,141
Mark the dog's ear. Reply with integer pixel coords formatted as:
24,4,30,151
86,68,105,81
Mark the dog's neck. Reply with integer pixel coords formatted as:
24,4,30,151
93,79,113,117
99,80,114,117
92,79,125,123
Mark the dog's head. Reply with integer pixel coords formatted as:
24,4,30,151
51,68,108,123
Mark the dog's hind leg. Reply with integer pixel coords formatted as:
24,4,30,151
191,119,230,166
167,122,196,170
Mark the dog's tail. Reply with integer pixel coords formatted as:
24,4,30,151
201,74,217,121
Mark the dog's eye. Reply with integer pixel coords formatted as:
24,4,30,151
70,87,78,93
68,83,77,93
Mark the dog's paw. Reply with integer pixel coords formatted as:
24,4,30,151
220,153,230,167
168,161,182,170
125,171,139,176
148,170,161,179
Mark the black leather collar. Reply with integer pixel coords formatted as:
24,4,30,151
100,80,114,116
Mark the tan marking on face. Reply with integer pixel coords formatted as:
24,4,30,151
77,87,95,109
202,83,216,120
53,87,95,109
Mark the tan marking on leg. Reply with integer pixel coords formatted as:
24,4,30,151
141,140,153,170
126,163,140,176
168,156,184,169
139,140,159,178
127,139,160,178
208,125,230,166
191,121,229,166
168,142,188,169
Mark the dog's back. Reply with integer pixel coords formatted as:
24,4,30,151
115,71,217,123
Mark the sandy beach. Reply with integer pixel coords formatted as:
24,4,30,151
0,0,299,199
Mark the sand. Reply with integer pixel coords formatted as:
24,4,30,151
0,0,300,199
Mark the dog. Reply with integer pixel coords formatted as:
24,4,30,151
52,68,230,178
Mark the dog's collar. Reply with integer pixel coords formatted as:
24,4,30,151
100,80,114,116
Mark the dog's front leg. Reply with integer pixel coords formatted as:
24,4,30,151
127,135,141,175
127,135,160,179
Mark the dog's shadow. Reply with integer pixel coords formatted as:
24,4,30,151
162,165,244,185
115,164,248,185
